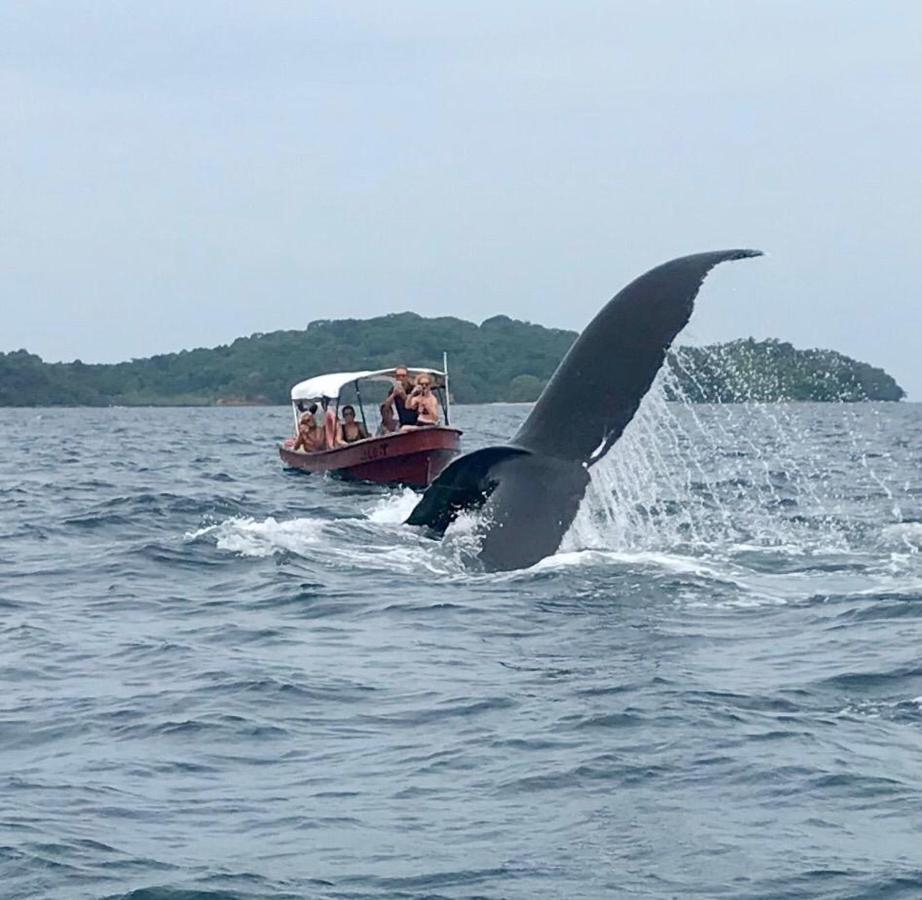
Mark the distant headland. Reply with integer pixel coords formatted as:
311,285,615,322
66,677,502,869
0,312,905,406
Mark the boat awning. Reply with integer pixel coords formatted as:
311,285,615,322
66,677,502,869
290,367,445,402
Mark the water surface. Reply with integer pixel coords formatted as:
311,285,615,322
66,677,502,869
2,401,922,899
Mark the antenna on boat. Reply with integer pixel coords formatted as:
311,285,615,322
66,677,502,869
442,351,451,426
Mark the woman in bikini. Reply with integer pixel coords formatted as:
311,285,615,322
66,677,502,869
337,405,369,444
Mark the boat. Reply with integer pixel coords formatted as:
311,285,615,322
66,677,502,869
278,366,462,488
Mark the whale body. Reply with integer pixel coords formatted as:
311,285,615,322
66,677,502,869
407,249,763,571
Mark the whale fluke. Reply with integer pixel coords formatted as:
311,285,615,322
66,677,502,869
407,249,763,571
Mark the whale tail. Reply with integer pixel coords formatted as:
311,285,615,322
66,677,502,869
407,249,763,570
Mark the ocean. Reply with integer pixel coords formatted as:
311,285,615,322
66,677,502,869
2,398,922,900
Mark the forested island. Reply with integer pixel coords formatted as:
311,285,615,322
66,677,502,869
0,312,904,406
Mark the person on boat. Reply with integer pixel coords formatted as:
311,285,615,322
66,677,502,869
321,399,338,450
403,374,440,428
380,366,418,431
337,405,369,444
292,405,325,452
378,402,397,435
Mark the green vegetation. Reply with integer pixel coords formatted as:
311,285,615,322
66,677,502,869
0,314,904,406
667,339,905,402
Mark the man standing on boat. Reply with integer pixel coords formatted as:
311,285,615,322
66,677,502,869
380,366,418,431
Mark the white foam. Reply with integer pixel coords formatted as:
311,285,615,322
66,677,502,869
188,366,916,594
533,548,721,579
365,488,421,524
186,515,326,558
185,508,472,577
882,522,922,551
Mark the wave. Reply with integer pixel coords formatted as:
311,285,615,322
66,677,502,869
364,487,422,524
185,516,327,558
181,507,922,616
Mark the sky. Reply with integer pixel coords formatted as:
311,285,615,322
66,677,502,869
3,1,921,395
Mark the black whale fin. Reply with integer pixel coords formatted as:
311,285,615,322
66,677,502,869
512,248,763,462
406,249,763,567
406,445,530,534
407,448,590,570
475,453,591,571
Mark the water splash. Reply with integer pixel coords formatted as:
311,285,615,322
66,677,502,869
186,515,327,557
365,488,422,524
564,359,908,558
187,362,913,580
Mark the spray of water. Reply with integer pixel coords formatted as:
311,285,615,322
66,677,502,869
192,347,914,584
563,350,908,559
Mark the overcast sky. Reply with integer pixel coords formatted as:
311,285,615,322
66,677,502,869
3,2,921,395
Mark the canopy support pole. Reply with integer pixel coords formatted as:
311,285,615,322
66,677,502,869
442,351,451,426
354,380,369,435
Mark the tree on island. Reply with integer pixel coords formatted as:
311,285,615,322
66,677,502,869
0,315,904,406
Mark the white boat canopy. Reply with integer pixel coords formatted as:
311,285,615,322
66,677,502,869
290,367,445,402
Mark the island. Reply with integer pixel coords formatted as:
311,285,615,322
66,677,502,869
0,313,904,406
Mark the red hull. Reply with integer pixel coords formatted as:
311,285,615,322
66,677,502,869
279,427,462,488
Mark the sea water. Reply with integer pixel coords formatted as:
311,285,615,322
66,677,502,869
2,397,922,899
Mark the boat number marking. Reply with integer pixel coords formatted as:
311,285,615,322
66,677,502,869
360,444,390,461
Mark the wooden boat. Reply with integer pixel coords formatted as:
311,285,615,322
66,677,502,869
278,366,462,488
280,427,461,487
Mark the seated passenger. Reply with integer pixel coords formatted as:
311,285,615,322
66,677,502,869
380,366,417,431
338,405,369,444
322,401,337,450
403,375,440,427
292,405,325,452
378,402,397,435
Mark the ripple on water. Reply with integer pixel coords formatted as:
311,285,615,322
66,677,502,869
2,403,922,900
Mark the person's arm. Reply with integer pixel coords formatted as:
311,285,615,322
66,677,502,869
406,388,422,411
383,384,404,408
380,391,397,426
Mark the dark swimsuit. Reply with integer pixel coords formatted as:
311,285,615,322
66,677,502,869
342,424,367,443
394,394,418,427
